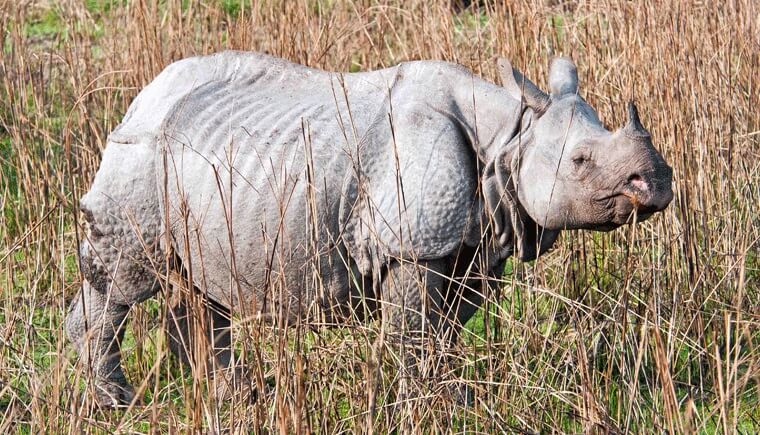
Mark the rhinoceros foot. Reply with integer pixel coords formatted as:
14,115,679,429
94,379,138,408
213,366,257,403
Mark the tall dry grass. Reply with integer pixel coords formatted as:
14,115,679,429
0,0,758,432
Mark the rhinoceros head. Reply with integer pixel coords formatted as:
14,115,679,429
497,57,673,232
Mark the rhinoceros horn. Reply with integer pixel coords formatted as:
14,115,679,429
622,101,651,138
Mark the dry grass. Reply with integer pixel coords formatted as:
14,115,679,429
1,0,759,432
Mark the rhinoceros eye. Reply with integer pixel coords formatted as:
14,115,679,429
572,155,587,166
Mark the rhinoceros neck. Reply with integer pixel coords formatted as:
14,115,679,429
445,69,530,166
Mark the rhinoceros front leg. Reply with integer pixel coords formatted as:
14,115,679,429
166,287,233,368
380,259,453,404
65,225,161,408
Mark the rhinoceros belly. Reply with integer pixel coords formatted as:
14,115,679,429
160,77,369,322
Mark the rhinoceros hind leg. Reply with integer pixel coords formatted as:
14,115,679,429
65,141,163,408
166,288,255,401
65,280,137,408
166,288,234,368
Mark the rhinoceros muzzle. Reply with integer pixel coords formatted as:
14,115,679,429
615,168,674,224
611,102,674,222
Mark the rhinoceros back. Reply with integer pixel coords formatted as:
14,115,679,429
110,52,259,143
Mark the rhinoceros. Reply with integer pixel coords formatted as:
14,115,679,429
65,51,673,407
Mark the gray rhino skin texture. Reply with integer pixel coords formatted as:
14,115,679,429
65,51,673,406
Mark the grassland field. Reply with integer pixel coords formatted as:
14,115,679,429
0,0,759,432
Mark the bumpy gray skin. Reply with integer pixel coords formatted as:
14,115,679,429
65,51,673,407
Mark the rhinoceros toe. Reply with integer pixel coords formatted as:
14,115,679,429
94,380,138,409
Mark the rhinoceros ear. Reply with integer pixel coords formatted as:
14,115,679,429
497,58,550,113
548,57,578,97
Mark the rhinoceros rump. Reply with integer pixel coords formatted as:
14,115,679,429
65,51,673,407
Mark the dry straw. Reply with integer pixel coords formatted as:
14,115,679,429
0,0,758,433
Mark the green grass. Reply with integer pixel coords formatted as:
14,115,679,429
220,0,252,16
453,9,489,33
85,0,129,14
24,7,66,39
0,136,18,235
550,13,566,45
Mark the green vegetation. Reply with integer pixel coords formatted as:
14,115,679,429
220,0,251,16
85,0,129,14
24,7,66,39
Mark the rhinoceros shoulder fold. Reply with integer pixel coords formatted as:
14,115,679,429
339,101,481,271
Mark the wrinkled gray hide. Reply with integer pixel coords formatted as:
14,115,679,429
65,51,673,406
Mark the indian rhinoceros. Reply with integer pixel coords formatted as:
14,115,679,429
65,51,673,407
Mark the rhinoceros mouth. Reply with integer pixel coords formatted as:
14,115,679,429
613,193,658,225
620,210,655,224
594,193,656,227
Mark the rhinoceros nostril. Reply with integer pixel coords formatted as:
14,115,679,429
627,174,649,192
